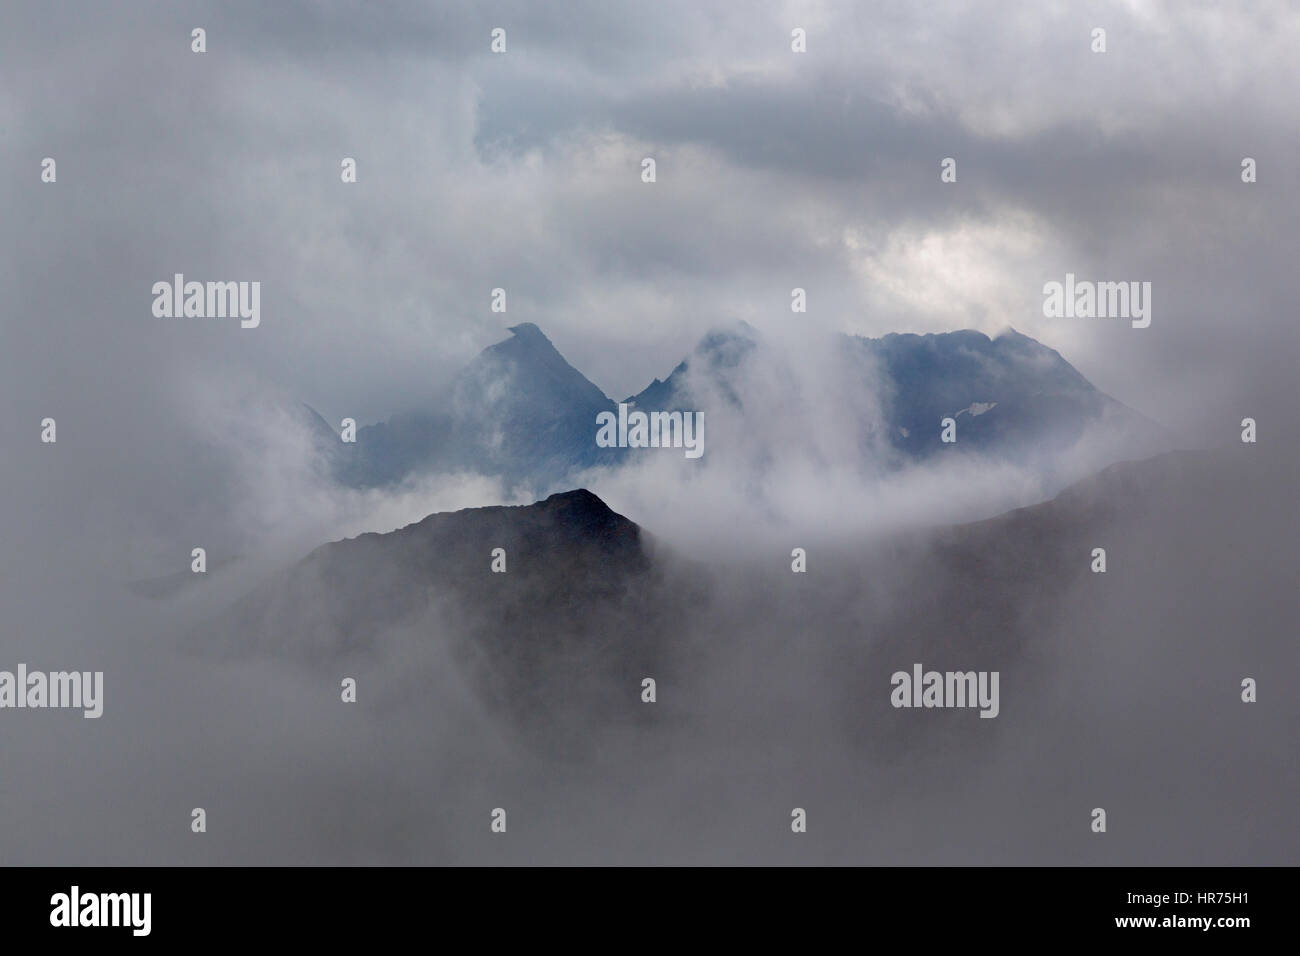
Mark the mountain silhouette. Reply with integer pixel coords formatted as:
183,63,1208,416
201,488,696,747
328,324,624,489
627,323,1162,466
316,322,1165,490
194,444,1297,843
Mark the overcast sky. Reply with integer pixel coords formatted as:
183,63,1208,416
0,0,1296,868
4,0,1297,418
2,0,1297,565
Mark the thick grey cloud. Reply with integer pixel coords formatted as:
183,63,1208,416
5,0,1296,434
0,0,1295,864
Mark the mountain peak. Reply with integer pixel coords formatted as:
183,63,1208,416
534,486,628,524
541,487,607,509
470,322,599,388
396,487,630,540
447,325,620,483
694,321,759,356
507,321,549,343
207,487,655,668
487,322,564,362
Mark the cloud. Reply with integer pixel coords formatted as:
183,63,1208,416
0,0,1297,864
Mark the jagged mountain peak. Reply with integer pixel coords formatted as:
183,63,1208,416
453,325,605,410
326,321,1163,490
501,321,552,348
622,322,758,407
473,322,576,374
